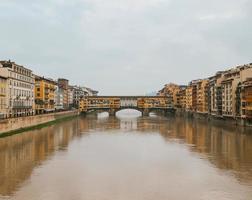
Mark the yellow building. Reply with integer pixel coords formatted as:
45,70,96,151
0,66,8,119
177,87,187,109
186,86,193,111
35,76,57,114
137,97,172,109
79,97,88,112
158,83,182,108
196,79,209,113
79,97,120,112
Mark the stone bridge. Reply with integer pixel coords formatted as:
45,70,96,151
79,96,174,116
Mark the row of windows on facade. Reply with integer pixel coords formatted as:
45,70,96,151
10,89,34,97
9,100,33,107
244,102,252,106
36,88,55,93
10,79,33,89
10,71,33,83
13,65,32,76
38,94,48,99
241,102,252,106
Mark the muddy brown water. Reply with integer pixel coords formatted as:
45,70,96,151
0,110,252,200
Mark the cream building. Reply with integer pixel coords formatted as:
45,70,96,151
58,78,69,110
0,60,35,117
72,86,86,108
68,85,74,109
0,64,8,119
55,85,64,110
221,64,252,117
208,72,225,116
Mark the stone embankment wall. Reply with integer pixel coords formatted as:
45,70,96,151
0,110,79,135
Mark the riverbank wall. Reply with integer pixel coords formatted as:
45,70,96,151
175,109,252,127
0,110,79,135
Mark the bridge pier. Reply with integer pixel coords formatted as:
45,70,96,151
109,109,116,117
142,109,150,117
164,109,176,117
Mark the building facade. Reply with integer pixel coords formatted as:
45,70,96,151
58,78,69,110
55,85,64,110
196,79,209,113
34,76,56,114
68,85,74,109
73,86,86,109
82,87,99,96
0,64,8,119
177,87,187,110
185,86,193,111
157,83,182,108
186,80,200,112
221,65,252,118
0,60,35,117
208,72,225,116
240,78,252,120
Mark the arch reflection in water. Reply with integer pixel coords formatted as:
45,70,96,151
116,109,142,118
0,115,252,199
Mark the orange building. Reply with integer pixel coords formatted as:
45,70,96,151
196,79,209,113
177,87,187,109
186,85,193,111
158,83,183,108
35,76,57,114
240,78,252,119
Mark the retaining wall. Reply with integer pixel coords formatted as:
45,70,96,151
0,110,79,135
175,110,252,127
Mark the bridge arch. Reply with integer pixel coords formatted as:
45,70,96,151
116,107,143,113
115,108,143,117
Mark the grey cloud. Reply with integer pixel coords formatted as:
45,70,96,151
0,0,251,95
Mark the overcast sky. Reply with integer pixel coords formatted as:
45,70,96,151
1,0,251,95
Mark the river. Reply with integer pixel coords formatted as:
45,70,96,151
0,110,252,200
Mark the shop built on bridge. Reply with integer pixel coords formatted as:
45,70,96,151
79,96,174,116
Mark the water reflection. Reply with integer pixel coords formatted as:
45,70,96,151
0,113,252,199
0,120,80,196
